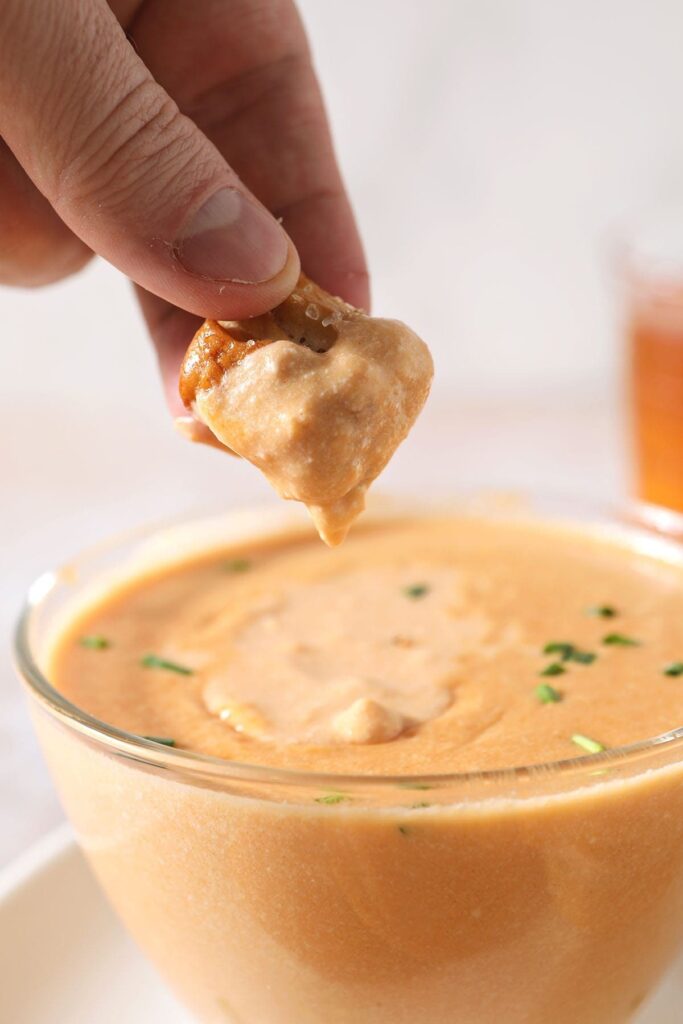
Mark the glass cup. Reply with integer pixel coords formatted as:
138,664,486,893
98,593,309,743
624,209,683,514
14,497,683,1024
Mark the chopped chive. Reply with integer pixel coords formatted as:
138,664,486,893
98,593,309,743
140,654,193,675
543,642,574,660
398,825,410,836
79,635,110,650
663,662,683,677
586,605,617,619
542,642,595,665
315,792,347,805
224,558,251,573
143,736,176,747
572,650,596,665
535,683,562,704
540,662,566,677
411,801,431,809
602,633,640,647
403,583,429,600
397,782,433,791
571,733,606,755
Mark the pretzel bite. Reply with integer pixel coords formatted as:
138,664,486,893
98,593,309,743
179,275,433,545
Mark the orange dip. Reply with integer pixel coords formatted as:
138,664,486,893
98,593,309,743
31,512,683,1024
50,515,683,773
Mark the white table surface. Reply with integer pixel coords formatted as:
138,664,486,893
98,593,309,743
1,385,626,868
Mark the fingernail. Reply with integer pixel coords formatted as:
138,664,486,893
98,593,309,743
175,187,288,283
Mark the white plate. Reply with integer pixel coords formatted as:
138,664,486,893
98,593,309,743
1,827,682,1024
0,826,190,1023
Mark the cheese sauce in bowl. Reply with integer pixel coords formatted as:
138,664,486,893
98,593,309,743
16,496,683,1024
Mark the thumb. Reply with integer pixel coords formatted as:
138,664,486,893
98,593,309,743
0,0,299,318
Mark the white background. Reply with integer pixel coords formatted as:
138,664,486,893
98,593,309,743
4,0,683,864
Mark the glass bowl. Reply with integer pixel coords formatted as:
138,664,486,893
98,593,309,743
15,495,683,1024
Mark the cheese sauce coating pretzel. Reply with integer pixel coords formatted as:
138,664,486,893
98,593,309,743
180,276,433,544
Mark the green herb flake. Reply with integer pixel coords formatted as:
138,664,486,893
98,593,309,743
663,662,683,677
398,825,410,836
542,642,595,665
543,642,574,661
571,733,606,755
403,583,430,600
602,633,640,647
140,654,193,676
535,683,563,704
540,662,566,677
586,605,617,619
79,635,110,650
572,649,596,665
224,558,251,573
397,782,433,791
143,736,176,747
411,801,431,809
315,792,347,805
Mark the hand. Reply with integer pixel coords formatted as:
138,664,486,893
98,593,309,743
0,0,369,416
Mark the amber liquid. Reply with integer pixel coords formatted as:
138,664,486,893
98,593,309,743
631,289,683,511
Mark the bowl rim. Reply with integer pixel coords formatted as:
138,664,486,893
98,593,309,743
14,495,683,792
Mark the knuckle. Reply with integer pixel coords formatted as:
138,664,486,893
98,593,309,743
187,51,311,129
52,79,207,218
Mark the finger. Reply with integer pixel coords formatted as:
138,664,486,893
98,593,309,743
174,415,236,454
136,288,235,453
0,0,299,319
0,139,91,286
135,287,200,416
127,0,369,310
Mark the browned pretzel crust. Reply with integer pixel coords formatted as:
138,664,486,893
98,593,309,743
179,274,356,408
179,323,271,405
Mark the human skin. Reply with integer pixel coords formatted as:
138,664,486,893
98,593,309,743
0,0,369,418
